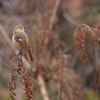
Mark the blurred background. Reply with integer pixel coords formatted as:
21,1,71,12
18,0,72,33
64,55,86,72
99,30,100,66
0,0,100,100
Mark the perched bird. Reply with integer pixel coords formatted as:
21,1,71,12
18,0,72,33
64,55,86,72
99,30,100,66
12,25,33,62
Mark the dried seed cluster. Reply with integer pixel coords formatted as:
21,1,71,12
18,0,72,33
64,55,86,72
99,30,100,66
73,27,88,64
8,68,17,100
8,54,34,100
53,52,83,100
73,24,100,65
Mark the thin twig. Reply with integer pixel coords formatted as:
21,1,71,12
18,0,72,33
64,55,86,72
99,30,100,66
37,74,50,100
0,52,12,69
0,24,16,52
36,1,60,100
49,0,60,31
62,10,79,26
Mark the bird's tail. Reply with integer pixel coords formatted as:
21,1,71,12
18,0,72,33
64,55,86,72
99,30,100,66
26,50,33,62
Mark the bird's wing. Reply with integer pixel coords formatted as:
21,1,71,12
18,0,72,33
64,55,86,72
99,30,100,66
14,32,27,49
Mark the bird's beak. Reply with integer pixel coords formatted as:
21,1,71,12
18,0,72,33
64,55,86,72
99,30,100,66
24,26,26,28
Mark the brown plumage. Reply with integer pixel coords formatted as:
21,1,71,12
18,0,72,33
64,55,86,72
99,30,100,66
12,25,33,62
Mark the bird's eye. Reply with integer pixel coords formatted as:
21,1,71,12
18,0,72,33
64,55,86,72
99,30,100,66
20,27,22,29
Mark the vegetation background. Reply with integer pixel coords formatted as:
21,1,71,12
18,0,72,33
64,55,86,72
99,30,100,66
0,0,100,100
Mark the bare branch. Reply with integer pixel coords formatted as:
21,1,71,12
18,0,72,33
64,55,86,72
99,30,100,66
37,74,50,100
49,0,60,31
0,24,16,52
62,10,79,26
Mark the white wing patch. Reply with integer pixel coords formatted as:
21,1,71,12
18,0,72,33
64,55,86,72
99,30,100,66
19,39,22,41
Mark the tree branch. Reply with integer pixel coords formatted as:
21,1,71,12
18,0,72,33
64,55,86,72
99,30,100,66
37,73,50,100
49,0,60,31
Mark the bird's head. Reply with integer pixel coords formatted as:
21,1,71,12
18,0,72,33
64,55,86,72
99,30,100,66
13,25,26,33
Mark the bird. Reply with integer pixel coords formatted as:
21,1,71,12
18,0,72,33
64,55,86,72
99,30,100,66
12,25,33,62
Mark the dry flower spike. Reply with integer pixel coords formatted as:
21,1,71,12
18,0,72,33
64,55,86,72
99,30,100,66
73,24,100,65
8,53,34,100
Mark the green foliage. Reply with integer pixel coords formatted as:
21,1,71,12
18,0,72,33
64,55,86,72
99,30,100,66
84,90,100,100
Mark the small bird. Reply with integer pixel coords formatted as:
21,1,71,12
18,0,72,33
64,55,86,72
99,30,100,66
12,25,33,62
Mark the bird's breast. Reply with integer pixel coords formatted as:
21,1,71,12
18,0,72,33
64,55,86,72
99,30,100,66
12,35,23,49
